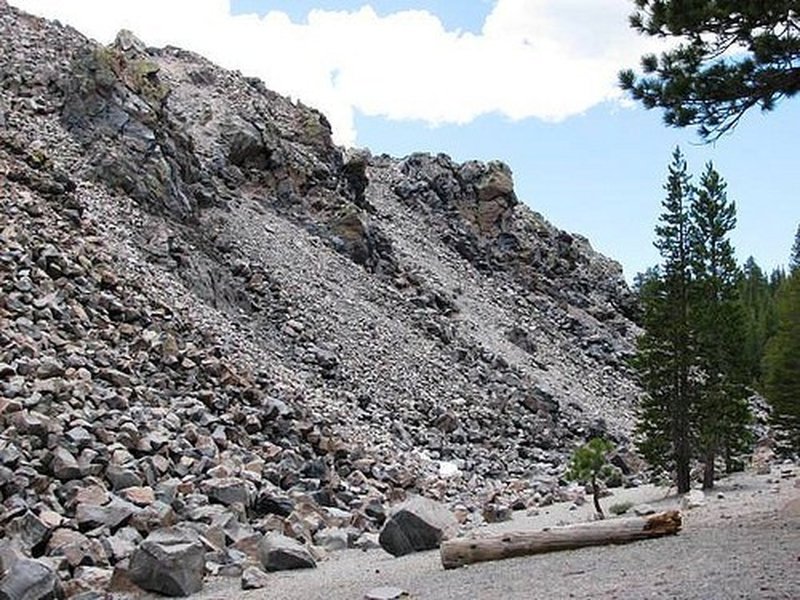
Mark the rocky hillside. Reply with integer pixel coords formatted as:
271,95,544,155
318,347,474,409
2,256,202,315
0,1,642,595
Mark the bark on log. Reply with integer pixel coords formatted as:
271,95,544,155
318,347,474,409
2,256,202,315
440,510,681,569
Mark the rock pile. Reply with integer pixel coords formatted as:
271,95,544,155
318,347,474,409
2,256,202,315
1,1,644,595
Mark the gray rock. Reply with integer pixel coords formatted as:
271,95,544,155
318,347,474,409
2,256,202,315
365,586,409,600
76,497,136,531
0,558,62,600
682,490,707,510
314,528,349,552
35,358,64,379
378,496,458,557
201,478,251,508
257,533,316,572
633,503,656,516
5,511,50,554
128,528,205,596
104,466,143,491
47,528,107,568
51,447,81,481
240,566,270,590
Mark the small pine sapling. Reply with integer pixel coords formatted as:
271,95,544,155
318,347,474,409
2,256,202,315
566,438,615,519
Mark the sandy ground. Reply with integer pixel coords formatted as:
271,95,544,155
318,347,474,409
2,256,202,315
144,465,800,600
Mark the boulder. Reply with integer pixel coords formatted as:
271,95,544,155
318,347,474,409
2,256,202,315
378,496,458,557
128,527,205,596
0,558,62,600
201,478,251,508
257,533,316,572
682,490,707,510
5,511,50,554
313,528,349,552
76,497,136,531
51,447,82,481
240,566,270,590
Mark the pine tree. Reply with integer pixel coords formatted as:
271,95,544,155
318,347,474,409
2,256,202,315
790,224,800,274
763,268,800,452
633,148,696,493
769,268,787,293
566,438,615,519
689,163,750,488
620,1,800,140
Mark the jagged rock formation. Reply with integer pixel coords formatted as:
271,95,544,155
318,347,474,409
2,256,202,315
0,1,642,594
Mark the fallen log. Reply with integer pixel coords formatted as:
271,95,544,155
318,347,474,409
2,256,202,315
440,510,681,569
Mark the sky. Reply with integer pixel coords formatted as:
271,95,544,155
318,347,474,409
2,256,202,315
10,0,798,280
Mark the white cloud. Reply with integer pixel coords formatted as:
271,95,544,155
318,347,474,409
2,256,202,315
10,0,663,146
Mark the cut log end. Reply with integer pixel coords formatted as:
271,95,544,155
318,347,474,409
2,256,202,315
644,510,682,534
440,510,683,570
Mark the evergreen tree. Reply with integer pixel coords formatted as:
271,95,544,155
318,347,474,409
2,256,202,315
620,1,800,140
566,438,616,519
763,269,800,452
791,224,800,274
689,163,750,488
769,268,787,293
633,148,696,493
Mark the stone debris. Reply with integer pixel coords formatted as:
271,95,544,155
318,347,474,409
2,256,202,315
0,1,653,596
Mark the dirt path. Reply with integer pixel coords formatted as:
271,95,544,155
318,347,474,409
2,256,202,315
156,466,800,599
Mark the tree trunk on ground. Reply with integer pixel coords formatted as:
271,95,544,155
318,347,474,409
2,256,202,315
702,449,716,490
591,475,604,519
440,511,682,569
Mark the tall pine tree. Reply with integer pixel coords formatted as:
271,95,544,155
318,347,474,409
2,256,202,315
689,163,750,488
634,148,696,493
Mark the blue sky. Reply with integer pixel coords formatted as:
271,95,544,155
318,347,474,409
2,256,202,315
13,0,798,280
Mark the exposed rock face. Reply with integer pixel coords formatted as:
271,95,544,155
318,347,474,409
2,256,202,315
0,2,643,595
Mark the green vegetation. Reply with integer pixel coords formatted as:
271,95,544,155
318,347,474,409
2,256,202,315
689,163,750,488
634,149,752,492
738,258,780,384
620,1,800,140
566,438,615,519
608,501,635,516
763,259,800,451
791,225,800,274
633,148,697,493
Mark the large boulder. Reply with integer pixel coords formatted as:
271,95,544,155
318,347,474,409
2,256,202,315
257,533,316,572
378,496,458,557
0,558,63,600
128,527,205,597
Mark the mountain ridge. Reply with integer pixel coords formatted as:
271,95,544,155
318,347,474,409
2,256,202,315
0,1,645,593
